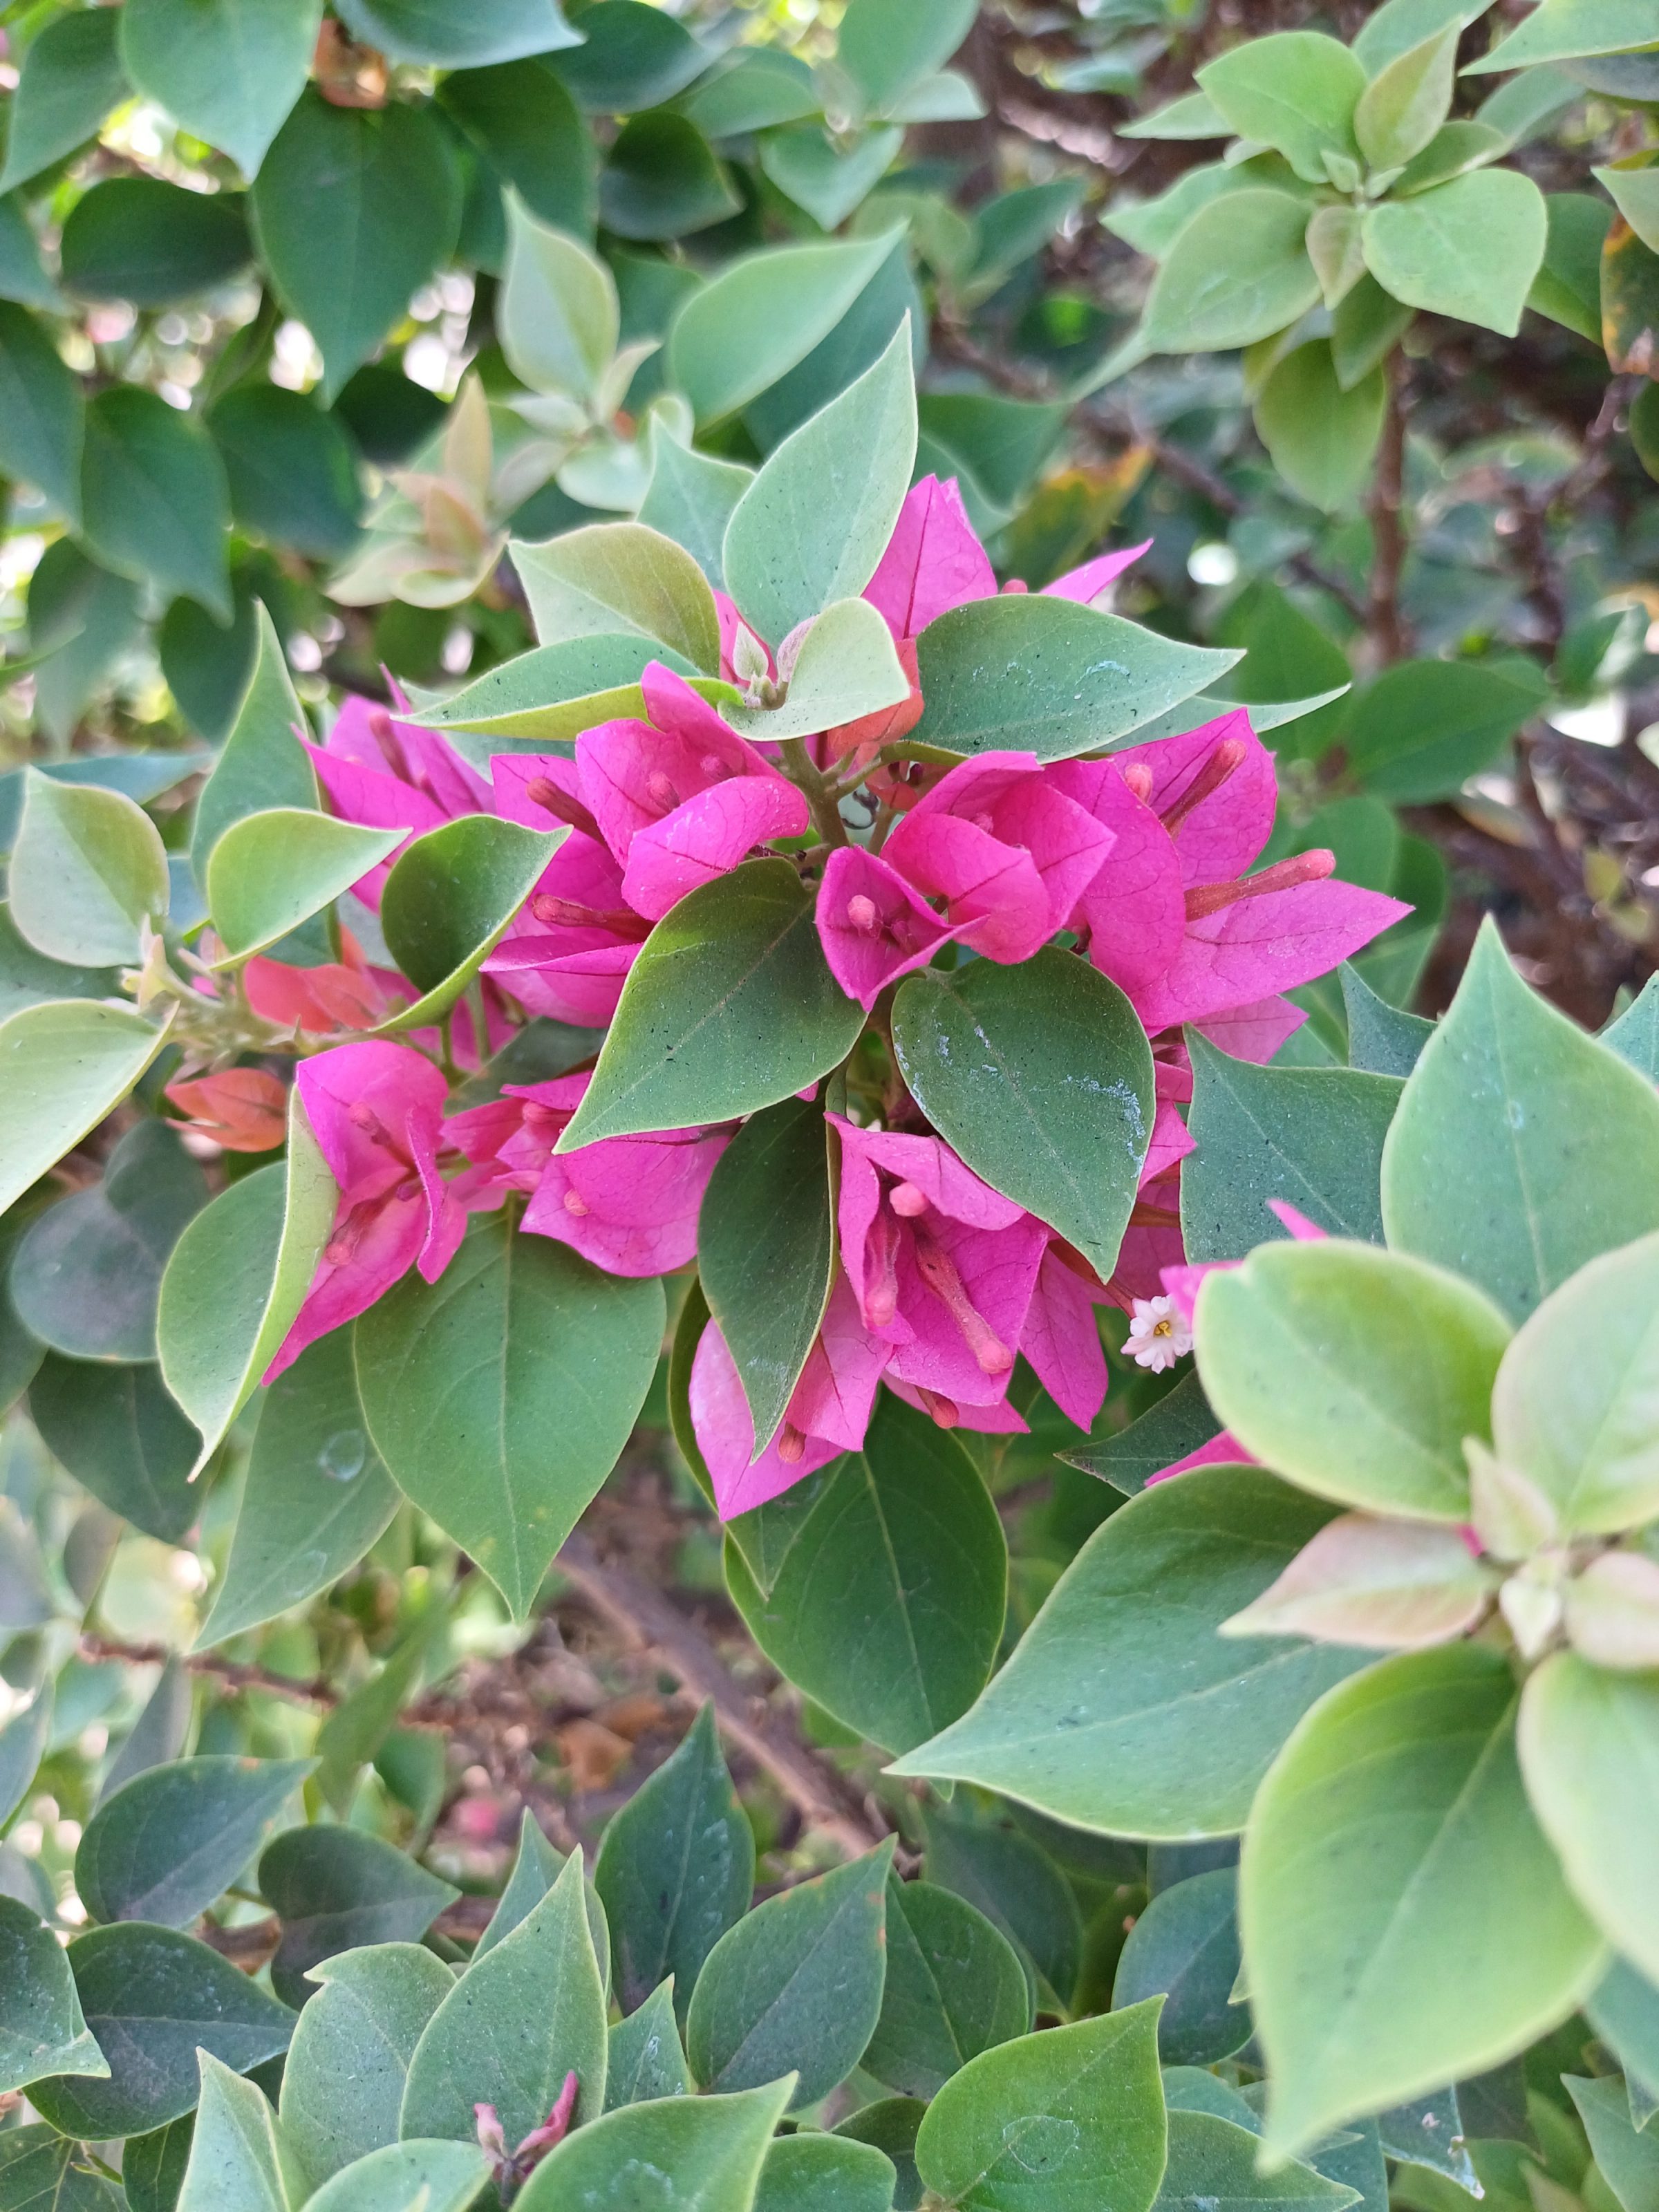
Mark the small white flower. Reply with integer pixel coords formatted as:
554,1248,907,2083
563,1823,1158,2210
1125,1295,1194,1373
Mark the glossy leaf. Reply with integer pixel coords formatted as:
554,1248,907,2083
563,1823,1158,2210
259,1825,458,2012
915,2000,1168,2212
890,1465,1374,1838
1114,1869,1250,2068
200,1329,400,1644
512,521,721,673
594,1703,754,2025
894,949,1154,1281
0,999,172,1219
1381,919,1659,1322
516,2080,793,2212
1195,1240,1510,1521
0,1894,109,2096
77,1755,312,1929
377,814,563,1031
863,1875,1032,2101
606,1979,693,2108
279,1942,455,2188
29,1923,294,2139
1061,1367,1221,1497
1360,171,1548,337
685,1840,895,2108
156,1091,337,1476
9,770,169,968
402,1850,608,2141
1246,1642,1604,2159
559,859,864,1147
118,0,323,178
207,810,400,966
725,1393,1007,1755
356,1215,664,1617
667,231,901,423
909,594,1239,761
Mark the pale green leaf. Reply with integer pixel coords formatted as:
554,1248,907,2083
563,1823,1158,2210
1360,170,1548,337
206,809,400,966
9,771,169,968
512,521,720,673
0,998,171,1219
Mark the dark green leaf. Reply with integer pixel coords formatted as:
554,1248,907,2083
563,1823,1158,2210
207,386,363,559
118,0,321,178
97,1657,192,1807
378,814,563,1031
259,1825,458,2011
29,1357,201,1544
894,949,1154,1280
160,582,259,743
601,113,738,242
605,1980,693,2108
334,0,581,66
313,1613,438,1817
915,2002,1168,2212
594,1703,754,2025
77,1755,312,1929
1180,1037,1403,1263
755,2132,897,2212
1566,2075,1659,2212
30,1923,294,2139
1528,192,1611,342
863,1875,1032,2100
554,1,710,110
442,61,594,234
278,1941,454,2189
475,1810,565,1959
10,1121,205,1362
0,12,129,196
60,180,251,306
1588,1960,1659,2119
80,386,232,622
559,859,865,1147
920,1805,1080,2016
910,595,1239,761
0,301,82,519
0,1684,52,1830
1156,2111,1362,2212
356,1216,664,1617
724,1394,1006,1756
1340,964,1433,1077
1342,658,1547,805
121,2117,194,2212
1381,918,1659,1322
0,193,57,312
190,604,317,886
0,2128,122,2212
0,1894,107,2095
1061,1369,1220,1497
201,1330,399,1646
685,1839,895,2107
252,93,462,399
920,392,1067,509
1113,1869,1248,2067
697,1095,835,1451
892,1465,1373,1838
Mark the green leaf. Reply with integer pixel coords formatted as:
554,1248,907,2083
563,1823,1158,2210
516,2080,793,2212
402,1849,608,2140
0,1682,52,1831
1254,343,1385,513
191,605,318,885
1602,214,1659,381
915,2002,1168,2212
376,814,563,1032
667,231,901,424
921,1806,1081,2016
723,594,908,744
1060,1367,1221,1498
0,301,84,521
1248,1643,1604,2160
97,1658,192,1807
1360,170,1547,337
725,1394,1007,1756
1138,189,1324,357
60,178,252,306
0,999,172,1219
77,1754,312,1929
12,1119,205,1363
259,1826,458,2012
1353,0,1492,73
79,386,232,621
723,319,916,646
200,1330,399,1645
838,0,977,115
278,1942,454,2189
1568,2074,1659,2212
336,0,579,66
1355,25,1461,170
1587,1960,1659,2124
174,2052,288,2212
760,122,903,230
1605,977,1659,1081
606,1980,693,2108
1179,1040,1401,1263
1464,0,1659,73
9,769,169,968
252,93,462,400
890,1464,1374,1838
1600,168,1659,258
207,385,364,559
909,594,1239,761
1380,919,1659,1322
686,1839,894,2108
498,198,615,402
697,1094,835,1454
594,1704,754,2025
600,111,739,243
441,62,595,235
1196,1240,1510,1521
207,810,399,967
637,425,753,587
892,948,1154,1282
119,0,321,178
402,637,697,749
863,1875,1031,2101
756,2132,897,2212
0,1895,108,2096
1198,33,1365,182
1342,657,1546,805
681,48,820,138
476,1811,602,1966
30,1923,294,2139
1529,192,1613,344
1156,2111,1362,2212
306,2141,488,2212
1520,1653,1659,1985
0,11,129,197
156,1091,337,1475
314,1613,438,1817
1115,1870,1248,2068
0,2129,122,2212
512,522,720,673
355,1215,664,1616
557,859,863,1147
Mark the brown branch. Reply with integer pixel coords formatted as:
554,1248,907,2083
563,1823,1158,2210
554,1532,883,1861
77,1635,338,1709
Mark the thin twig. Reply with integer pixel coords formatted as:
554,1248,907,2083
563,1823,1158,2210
77,1635,337,1709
